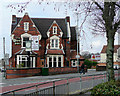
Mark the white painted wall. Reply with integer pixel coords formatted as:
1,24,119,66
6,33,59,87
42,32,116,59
100,53,118,63
100,53,106,63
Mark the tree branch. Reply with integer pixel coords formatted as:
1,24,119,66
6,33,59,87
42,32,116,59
115,3,120,8
114,20,120,31
93,1,103,11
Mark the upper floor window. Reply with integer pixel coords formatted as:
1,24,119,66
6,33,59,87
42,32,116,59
53,26,57,34
51,39,59,49
22,37,29,47
24,22,29,32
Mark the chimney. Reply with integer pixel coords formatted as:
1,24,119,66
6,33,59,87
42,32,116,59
66,16,71,41
12,15,17,24
118,30,120,45
25,12,28,15
66,16,70,24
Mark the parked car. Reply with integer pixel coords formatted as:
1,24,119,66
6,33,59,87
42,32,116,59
1,68,6,72
114,65,119,70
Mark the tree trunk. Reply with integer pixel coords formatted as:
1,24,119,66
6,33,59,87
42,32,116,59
106,30,115,81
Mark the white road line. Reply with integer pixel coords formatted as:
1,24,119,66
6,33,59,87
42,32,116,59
0,83,5,85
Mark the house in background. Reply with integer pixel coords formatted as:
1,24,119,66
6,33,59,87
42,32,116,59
97,45,120,70
90,54,100,62
9,12,84,68
0,53,9,69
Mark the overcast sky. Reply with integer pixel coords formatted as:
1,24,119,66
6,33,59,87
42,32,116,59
0,0,119,59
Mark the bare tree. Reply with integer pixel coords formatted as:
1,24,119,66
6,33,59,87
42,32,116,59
89,1,120,81
7,0,120,81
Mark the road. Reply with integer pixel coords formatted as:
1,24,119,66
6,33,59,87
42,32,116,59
0,69,98,87
0,69,119,95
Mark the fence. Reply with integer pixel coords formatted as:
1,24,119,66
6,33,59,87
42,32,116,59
2,70,120,96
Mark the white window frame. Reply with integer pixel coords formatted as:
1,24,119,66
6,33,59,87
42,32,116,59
24,22,29,32
22,37,29,48
21,33,32,48
17,55,28,68
47,55,63,67
71,60,77,67
50,36,59,49
51,39,59,49
17,55,36,68
53,26,57,34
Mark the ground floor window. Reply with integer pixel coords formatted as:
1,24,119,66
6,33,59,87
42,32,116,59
71,60,77,67
58,57,61,67
49,57,52,67
47,55,63,67
17,55,36,68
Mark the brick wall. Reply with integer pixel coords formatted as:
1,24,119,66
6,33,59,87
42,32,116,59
6,68,42,79
6,67,82,79
49,67,78,75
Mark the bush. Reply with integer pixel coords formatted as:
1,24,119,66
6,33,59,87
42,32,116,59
91,80,120,95
84,59,98,68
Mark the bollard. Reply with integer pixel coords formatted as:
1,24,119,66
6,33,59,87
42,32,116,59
104,73,106,82
92,74,94,88
12,91,15,96
67,79,69,95
53,81,55,96
80,75,82,91
36,85,38,95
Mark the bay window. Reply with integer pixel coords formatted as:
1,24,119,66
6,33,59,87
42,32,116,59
47,55,63,67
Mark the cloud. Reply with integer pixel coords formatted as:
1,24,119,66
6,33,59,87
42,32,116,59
92,40,102,48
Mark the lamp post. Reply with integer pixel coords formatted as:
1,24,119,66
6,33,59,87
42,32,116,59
3,37,6,77
75,12,80,73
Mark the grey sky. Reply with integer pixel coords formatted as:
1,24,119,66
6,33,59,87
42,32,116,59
0,0,118,59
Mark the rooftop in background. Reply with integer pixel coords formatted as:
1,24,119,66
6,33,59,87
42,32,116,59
101,45,120,53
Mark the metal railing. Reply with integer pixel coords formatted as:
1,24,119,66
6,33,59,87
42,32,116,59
2,70,120,96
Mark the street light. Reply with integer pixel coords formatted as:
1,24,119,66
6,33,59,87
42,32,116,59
74,12,80,73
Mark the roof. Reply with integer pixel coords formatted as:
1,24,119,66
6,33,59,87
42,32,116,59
70,50,84,60
15,49,37,55
101,45,120,53
46,49,65,55
97,62,120,66
11,17,76,40
70,27,76,41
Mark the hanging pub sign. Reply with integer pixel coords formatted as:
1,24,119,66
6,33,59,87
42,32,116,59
31,36,39,51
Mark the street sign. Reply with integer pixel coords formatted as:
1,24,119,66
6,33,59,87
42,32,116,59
76,55,80,59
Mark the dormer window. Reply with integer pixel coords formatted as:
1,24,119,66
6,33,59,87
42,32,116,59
53,26,57,34
24,22,29,32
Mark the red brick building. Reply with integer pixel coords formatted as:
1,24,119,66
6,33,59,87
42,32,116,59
9,13,84,68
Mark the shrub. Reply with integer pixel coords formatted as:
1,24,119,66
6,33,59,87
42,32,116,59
91,80,120,95
84,59,98,68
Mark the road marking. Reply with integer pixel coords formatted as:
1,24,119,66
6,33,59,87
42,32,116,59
0,83,5,85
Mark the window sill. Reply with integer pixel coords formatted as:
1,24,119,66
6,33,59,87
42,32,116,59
50,47,59,49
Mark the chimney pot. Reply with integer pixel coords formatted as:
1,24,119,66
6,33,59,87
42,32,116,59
12,15,17,24
66,16,70,23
